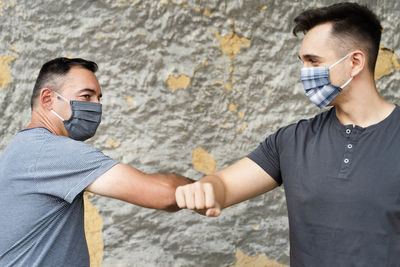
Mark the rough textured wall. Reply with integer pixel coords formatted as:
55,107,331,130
1,0,399,266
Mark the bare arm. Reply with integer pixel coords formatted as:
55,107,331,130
175,157,278,216
86,163,194,212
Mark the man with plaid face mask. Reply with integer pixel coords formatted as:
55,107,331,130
175,2,399,266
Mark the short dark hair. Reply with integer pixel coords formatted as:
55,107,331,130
31,57,98,109
293,2,382,73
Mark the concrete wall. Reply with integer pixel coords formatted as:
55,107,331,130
1,0,399,266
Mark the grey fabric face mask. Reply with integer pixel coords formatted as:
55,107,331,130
51,92,102,141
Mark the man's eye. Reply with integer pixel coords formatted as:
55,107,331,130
82,95,91,100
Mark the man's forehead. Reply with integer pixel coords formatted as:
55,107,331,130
62,67,101,93
299,23,338,59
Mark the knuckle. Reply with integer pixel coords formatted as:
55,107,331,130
195,203,205,210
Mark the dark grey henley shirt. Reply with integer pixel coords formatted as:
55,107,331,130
248,106,400,267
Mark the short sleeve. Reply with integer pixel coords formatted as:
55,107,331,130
34,135,118,203
247,130,282,185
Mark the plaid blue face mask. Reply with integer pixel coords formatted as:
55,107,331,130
301,53,353,108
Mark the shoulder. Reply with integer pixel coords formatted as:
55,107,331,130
21,127,108,162
38,129,99,154
276,108,333,138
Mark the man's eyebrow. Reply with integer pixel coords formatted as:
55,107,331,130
300,54,322,61
78,88,102,98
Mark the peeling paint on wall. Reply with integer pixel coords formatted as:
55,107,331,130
229,249,287,267
107,138,120,148
375,45,400,80
167,74,191,90
238,123,246,131
229,103,237,112
215,31,250,61
192,147,217,175
259,5,267,12
125,96,134,102
84,193,104,267
0,55,17,89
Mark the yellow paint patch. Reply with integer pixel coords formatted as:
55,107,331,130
229,249,287,267
0,55,17,89
214,80,223,85
131,149,136,154
167,74,191,90
224,83,232,91
374,46,400,80
84,193,104,267
181,2,187,7
10,45,18,52
266,87,271,94
259,5,267,11
160,0,168,7
203,9,211,16
237,112,244,119
228,65,233,73
194,6,200,12
107,138,120,148
194,63,202,71
215,31,250,60
238,123,246,131
229,103,237,112
253,225,260,230
126,96,134,102
192,147,217,175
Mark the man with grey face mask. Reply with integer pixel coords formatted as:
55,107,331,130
175,2,399,266
0,57,193,266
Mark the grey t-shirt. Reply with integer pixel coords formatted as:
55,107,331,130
0,127,118,267
248,106,400,267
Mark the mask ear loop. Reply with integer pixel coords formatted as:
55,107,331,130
329,52,352,70
50,90,69,121
51,110,65,121
340,77,353,89
329,52,354,89
53,91,70,103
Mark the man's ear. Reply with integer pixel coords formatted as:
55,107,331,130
350,50,366,77
40,88,55,110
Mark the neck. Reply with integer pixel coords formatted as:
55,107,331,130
26,108,66,136
333,76,395,127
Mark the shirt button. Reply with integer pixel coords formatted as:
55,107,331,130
346,129,351,134
347,144,353,149
344,158,350,164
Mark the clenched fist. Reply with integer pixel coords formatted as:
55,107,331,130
175,181,222,217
